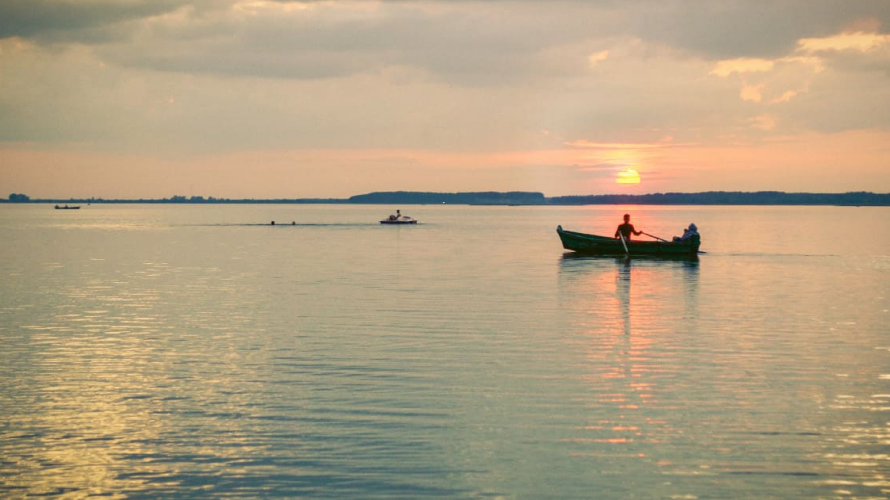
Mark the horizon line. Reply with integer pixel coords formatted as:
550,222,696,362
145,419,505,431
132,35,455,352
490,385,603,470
5,190,890,206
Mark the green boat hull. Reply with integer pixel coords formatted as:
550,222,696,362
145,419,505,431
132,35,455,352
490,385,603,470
556,225,700,257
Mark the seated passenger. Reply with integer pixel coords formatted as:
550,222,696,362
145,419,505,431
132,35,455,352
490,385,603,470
673,223,698,242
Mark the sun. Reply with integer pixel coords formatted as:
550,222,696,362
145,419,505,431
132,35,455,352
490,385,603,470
616,168,641,184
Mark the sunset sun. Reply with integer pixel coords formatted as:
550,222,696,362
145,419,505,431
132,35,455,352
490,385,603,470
616,168,641,184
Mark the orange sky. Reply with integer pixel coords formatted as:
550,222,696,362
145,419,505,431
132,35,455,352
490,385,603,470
1,1,888,198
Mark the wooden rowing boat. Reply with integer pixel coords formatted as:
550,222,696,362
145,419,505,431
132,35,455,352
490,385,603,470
556,225,700,257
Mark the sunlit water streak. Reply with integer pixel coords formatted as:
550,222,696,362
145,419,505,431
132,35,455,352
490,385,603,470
1,204,888,499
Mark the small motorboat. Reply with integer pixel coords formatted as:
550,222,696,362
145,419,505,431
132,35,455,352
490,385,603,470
556,225,700,257
380,214,418,224
54,204,81,210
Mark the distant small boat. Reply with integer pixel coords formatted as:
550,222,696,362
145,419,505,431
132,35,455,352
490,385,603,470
556,225,700,257
54,204,81,210
380,214,418,225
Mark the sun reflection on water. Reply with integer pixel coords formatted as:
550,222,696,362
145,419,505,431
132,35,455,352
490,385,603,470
556,258,701,468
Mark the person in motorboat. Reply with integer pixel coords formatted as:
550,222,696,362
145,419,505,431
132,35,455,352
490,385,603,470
614,214,642,240
389,209,402,221
673,223,699,242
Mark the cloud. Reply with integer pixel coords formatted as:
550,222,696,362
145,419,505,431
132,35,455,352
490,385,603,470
770,87,806,104
795,30,890,76
625,0,890,58
1,0,889,168
564,140,675,150
0,0,186,43
5,0,888,85
798,31,890,52
708,24,890,130
588,50,609,67
750,115,777,131
81,1,593,84
740,83,764,102
711,58,775,77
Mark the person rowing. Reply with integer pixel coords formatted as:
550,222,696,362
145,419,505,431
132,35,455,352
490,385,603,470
614,213,642,241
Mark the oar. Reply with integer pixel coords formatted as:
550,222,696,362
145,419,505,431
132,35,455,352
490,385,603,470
618,232,629,257
642,231,670,243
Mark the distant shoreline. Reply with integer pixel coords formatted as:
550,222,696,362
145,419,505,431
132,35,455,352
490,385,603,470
4,191,890,206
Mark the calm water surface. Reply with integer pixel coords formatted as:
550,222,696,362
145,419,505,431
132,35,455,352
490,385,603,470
1,204,888,499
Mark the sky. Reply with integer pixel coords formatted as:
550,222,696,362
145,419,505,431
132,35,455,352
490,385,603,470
1,0,889,199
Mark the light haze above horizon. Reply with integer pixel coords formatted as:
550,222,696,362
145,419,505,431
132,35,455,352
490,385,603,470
2,0,889,199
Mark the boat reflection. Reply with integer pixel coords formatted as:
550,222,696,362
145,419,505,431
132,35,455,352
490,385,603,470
560,251,699,263
556,253,700,461
558,252,700,345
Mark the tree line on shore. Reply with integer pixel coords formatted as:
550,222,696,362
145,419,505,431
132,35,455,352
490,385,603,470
6,191,890,206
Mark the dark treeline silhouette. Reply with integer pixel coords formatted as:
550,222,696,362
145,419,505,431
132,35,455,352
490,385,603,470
348,191,547,205
5,191,889,206
7,193,30,202
351,191,890,205
547,191,890,206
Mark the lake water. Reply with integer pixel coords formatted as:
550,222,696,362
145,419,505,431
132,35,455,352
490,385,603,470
1,204,888,499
